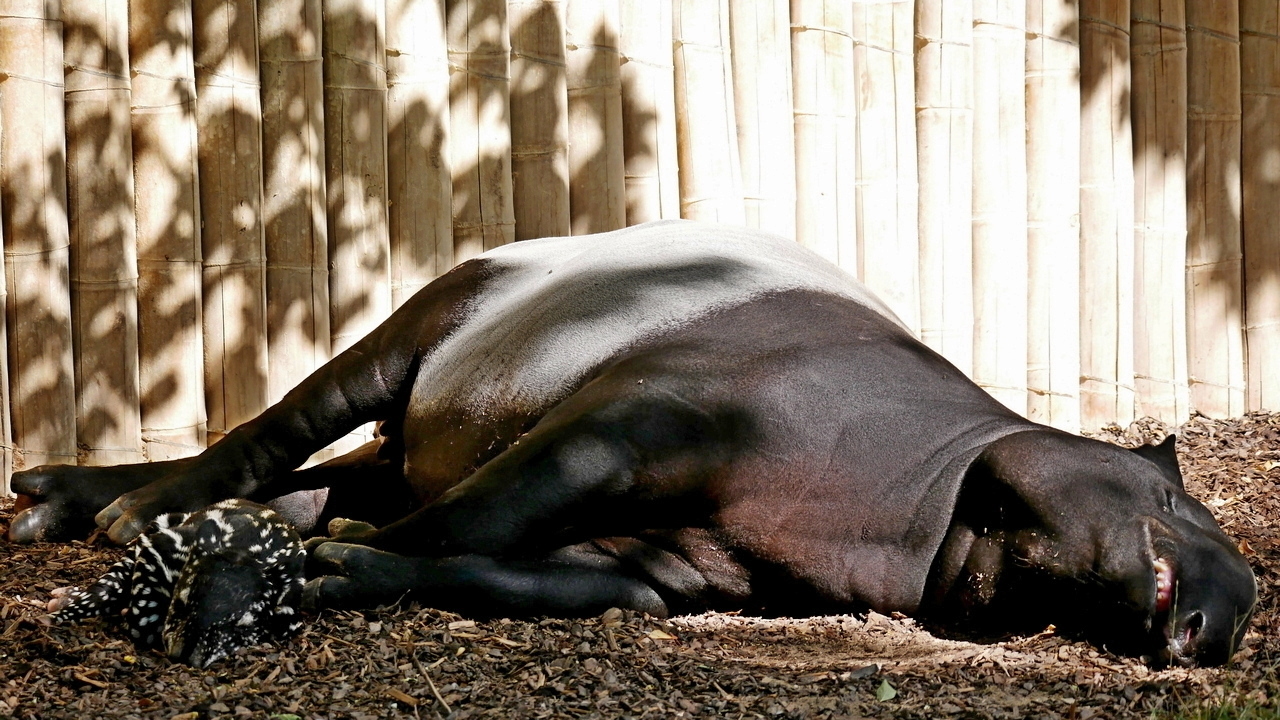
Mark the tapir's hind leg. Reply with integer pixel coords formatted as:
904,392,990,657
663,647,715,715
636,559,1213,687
258,439,421,535
304,369,744,614
8,261,491,545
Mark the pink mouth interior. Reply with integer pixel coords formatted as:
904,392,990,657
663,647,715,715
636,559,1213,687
1154,558,1174,613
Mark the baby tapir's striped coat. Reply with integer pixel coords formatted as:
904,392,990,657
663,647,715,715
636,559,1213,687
50,499,305,667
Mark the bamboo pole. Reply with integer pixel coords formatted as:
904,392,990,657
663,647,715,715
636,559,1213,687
0,102,12,490
618,0,679,224
322,0,391,457
388,0,454,301
1025,0,1081,431
130,0,206,460
852,0,918,334
915,0,974,376
790,0,854,267
1241,1,1280,412
1078,0,1135,430
1130,0,1188,424
63,0,145,465
971,0,1028,415
673,0,745,225
260,0,331,407
729,0,796,239
1185,2,1244,418
447,0,516,261
508,0,570,239
193,0,270,442
324,0,392,356
565,0,626,235
0,3,78,469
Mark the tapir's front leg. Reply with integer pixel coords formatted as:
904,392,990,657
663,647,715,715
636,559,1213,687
7,262,489,545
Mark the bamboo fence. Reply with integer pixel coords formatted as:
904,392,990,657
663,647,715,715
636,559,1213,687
64,0,145,466
387,0,454,304
565,0,626,235
915,0,974,376
1130,0,1189,424
673,0,744,225
1241,1,1280,412
729,0,796,239
260,0,331,408
323,0,391,360
617,0,679,224
5,0,1280,487
791,0,854,267
1185,2,1245,419
193,0,270,444
1025,0,1081,431
447,0,515,261
129,0,207,461
0,99,11,482
508,0,570,240
0,1,78,471
1078,0,1136,430
970,0,1028,415
852,0,918,334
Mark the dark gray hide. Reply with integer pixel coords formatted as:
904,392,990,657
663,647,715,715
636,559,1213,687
9,221,1256,666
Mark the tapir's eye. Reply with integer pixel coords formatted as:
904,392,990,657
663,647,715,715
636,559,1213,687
1162,488,1176,513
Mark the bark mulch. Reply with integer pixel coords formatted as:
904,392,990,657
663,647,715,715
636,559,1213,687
0,412,1277,719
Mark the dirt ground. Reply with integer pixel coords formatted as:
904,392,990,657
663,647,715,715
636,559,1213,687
0,413,1276,719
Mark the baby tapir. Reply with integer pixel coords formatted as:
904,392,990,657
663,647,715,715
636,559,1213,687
49,499,305,667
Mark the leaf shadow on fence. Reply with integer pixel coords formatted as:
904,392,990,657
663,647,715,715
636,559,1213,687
129,1,206,462
63,12,143,464
1074,2,1269,414
0,9,77,471
0,145,75,468
567,20,627,235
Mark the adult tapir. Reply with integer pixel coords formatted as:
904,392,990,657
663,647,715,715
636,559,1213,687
5,221,1256,666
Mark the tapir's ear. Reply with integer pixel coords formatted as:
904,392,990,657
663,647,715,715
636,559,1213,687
1128,435,1183,490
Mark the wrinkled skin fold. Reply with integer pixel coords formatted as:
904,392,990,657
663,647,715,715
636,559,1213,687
6,221,1257,667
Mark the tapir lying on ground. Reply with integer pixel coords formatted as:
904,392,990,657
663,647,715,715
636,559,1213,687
6,221,1256,667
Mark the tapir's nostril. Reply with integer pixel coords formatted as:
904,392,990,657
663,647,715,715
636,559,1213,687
1183,610,1205,642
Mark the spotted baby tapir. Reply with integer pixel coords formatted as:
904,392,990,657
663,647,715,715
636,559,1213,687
49,499,305,667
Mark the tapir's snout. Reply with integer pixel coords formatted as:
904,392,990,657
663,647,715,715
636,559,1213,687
1152,536,1256,667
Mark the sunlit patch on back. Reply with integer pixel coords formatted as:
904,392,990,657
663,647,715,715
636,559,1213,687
49,499,306,667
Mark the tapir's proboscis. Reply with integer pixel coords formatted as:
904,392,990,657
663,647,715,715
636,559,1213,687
7,221,1256,667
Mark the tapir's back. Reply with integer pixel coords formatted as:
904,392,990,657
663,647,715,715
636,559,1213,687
399,221,906,489
409,220,902,413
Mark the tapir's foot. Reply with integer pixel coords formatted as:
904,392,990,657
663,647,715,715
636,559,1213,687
301,518,379,555
7,461,188,543
93,469,223,544
303,542,420,610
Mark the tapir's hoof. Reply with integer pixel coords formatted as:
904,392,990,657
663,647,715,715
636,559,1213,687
8,463,172,543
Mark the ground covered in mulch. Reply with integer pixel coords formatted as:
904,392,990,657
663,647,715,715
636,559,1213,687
0,413,1277,719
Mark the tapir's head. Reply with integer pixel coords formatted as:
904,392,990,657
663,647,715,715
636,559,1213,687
162,517,280,668
928,430,1256,667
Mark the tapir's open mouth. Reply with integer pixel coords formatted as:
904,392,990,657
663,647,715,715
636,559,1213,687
1150,555,1196,666
1153,557,1174,614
